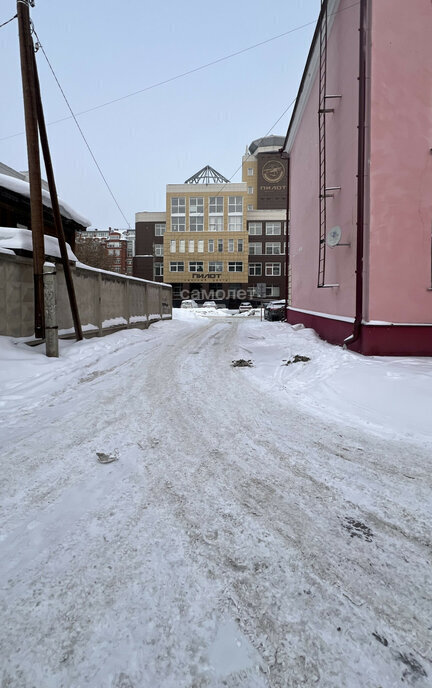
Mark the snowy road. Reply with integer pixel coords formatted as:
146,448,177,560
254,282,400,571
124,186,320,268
1,314,431,687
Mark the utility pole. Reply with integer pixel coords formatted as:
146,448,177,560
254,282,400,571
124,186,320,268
31,48,83,340
17,0,83,342
17,0,45,338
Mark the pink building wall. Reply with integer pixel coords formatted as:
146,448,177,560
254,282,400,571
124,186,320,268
368,0,432,323
289,0,361,318
286,0,432,354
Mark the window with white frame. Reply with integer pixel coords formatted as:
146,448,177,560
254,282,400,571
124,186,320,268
155,223,166,236
217,239,223,252
208,239,214,252
190,216,204,232
170,240,176,253
171,216,185,232
248,222,262,235
249,263,262,276
197,240,204,253
265,222,282,235
247,168,254,176
265,242,281,255
189,261,204,272
179,239,185,253
154,244,164,256
247,204,253,211
265,263,281,276
188,240,194,253
247,186,254,194
228,196,242,214
209,197,223,214
228,262,243,272
171,197,185,214
228,239,234,252
237,239,243,252
154,263,163,277
209,216,223,232
189,197,204,215
170,261,184,272
208,261,223,273
266,286,280,297
249,242,262,255
228,216,242,231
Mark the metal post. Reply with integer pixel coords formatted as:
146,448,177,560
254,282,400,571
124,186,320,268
17,0,45,338
124,279,130,327
43,263,58,357
158,283,163,320
96,272,103,335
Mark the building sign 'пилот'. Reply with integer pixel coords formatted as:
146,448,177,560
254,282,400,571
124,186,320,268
257,154,288,210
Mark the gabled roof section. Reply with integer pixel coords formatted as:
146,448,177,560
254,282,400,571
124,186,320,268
0,163,91,227
184,165,230,184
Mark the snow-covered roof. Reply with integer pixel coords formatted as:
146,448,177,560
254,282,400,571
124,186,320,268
0,170,91,228
0,226,78,261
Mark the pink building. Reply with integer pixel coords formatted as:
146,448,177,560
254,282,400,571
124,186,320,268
282,0,432,355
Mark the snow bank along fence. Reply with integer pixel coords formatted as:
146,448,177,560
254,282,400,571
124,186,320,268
0,252,172,338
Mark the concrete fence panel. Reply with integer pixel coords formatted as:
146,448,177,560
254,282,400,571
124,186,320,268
0,252,172,338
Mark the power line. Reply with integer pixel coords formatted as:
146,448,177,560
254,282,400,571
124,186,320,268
227,98,297,184
0,16,319,142
32,27,131,228
0,14,17,29
0,1,359,144
201,96,297,203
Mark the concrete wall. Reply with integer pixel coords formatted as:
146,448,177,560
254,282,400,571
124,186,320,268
0,252,172,338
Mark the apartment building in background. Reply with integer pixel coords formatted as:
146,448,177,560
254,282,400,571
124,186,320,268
134,136,288,305
79,227,135,275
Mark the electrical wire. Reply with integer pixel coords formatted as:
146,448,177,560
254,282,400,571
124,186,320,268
0,1,359,143
227,97,297,184
0,14,17,29
32,27,131,228
0,16,318,142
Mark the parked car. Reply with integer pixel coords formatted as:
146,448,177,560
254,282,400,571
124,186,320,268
264,300,286,321
238,302,253,312
180,299,199,309
202,300,217,309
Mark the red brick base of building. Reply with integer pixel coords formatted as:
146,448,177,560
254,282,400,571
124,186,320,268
286,308,432,356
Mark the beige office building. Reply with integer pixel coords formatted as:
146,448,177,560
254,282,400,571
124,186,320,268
134,137,288,305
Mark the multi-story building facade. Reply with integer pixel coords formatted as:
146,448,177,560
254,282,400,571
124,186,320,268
134,137,288,305
79,227,134,275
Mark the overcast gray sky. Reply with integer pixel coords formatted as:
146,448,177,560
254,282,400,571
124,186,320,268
1,0,320,228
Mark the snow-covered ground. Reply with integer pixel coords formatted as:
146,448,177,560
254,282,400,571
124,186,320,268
0,310,431,687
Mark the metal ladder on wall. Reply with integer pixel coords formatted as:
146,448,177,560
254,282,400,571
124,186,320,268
318,1,341,287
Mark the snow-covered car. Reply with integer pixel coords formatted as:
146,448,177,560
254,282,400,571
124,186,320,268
180,299,199,309
202,301,217,309
264,300,286,321
238,302,253,312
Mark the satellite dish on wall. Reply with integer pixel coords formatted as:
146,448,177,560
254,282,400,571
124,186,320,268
327,225,342,247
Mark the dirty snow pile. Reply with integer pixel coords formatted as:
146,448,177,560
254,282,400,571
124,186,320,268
0,313,431,688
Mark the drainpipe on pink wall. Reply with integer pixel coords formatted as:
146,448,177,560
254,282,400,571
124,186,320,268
280,152,290,316
344,0,368,349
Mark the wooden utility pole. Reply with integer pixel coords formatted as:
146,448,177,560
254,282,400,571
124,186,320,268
31,48,83,340
17,0,45,338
